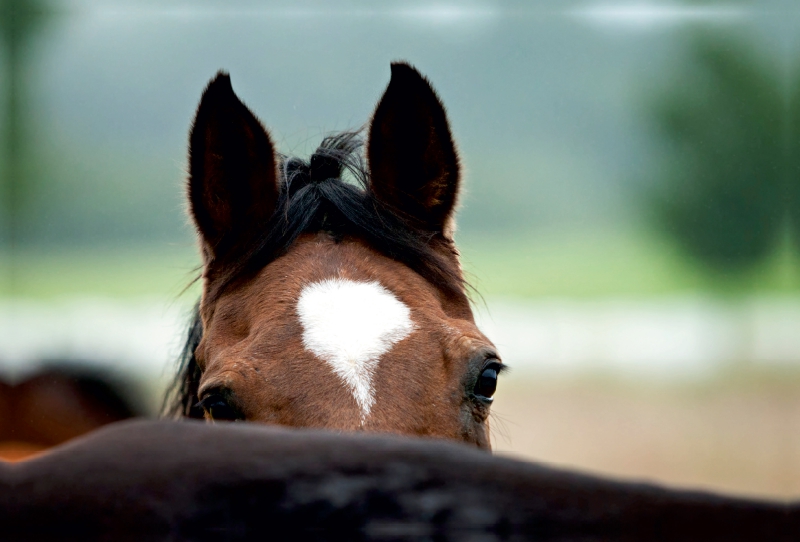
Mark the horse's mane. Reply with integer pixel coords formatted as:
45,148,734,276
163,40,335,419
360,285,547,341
164,131,466,418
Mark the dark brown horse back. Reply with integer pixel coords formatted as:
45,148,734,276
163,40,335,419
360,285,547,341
1,420,794,541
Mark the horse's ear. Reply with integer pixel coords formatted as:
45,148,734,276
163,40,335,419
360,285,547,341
188,72,279,262
367,62,460,234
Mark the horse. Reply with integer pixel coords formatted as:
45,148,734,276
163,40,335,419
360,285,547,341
166,63,505,449
4,65,791,541
4,420,793,541
0,366,140,461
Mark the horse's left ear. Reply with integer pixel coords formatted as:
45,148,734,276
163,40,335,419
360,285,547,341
367,62,460,235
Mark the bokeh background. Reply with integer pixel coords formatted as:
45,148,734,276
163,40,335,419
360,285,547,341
1,0,798,497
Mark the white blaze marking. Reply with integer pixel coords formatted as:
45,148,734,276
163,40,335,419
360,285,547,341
297,278,414,421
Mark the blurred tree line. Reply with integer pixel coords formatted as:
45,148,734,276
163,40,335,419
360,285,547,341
650,32,800,272
1,0,49,250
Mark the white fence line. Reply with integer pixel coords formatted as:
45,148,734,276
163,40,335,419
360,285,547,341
476,296,800,378
0,295,798,380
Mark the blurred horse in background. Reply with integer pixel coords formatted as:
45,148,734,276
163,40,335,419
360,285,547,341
0,365,140,461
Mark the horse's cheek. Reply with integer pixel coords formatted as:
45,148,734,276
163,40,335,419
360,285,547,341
456,401,490,450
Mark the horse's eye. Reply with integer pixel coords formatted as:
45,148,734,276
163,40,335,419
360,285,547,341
474,360,502,402
198,393,241,422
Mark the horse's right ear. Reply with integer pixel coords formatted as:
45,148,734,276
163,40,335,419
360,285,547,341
367,63,460,235
188,72,279,262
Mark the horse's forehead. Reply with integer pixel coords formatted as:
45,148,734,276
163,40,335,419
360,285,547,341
296,277,415,421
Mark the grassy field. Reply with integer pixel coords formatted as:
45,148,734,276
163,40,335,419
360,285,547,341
0,245,202,300
459,229,800,299
1,229,798,299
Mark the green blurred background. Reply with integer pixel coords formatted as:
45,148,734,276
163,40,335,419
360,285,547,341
1,0,798,496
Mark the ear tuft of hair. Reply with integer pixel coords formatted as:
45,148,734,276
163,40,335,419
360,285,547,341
204,71,233,97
